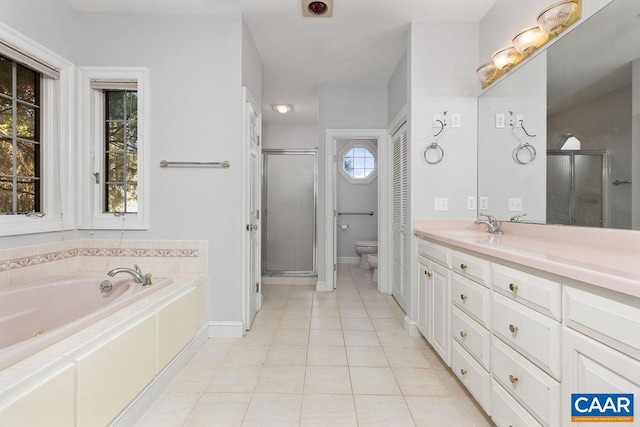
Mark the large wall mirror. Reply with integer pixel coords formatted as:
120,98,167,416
478,0,640,229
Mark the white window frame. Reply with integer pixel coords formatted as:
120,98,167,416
77,67,150,230
0,22,75,236
338,139,378,184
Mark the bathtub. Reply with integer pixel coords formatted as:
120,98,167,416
0,275,171,371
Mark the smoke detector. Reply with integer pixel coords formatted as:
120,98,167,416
302,0,333,17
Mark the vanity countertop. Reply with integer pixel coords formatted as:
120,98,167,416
414,220,640,299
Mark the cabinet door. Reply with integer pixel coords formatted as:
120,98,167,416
563,328,640,427
417,256,430,338
430,262,451,366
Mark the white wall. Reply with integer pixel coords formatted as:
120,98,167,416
388,50,408,125
77,12,246,324
336,139,378,260
479,0,613,65
242,19,263,106
317,84,388,284
408,21,479,324
0,0,79,63
262,123,317,150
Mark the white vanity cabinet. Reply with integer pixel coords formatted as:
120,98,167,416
415,232,640,427
417,253,451,366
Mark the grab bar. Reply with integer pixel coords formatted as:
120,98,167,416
338,211,374,216
160,160,230,169
612,180,631,185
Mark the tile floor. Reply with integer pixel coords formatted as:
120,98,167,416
135,265,494,426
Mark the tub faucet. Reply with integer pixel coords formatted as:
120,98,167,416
474,213,503,234
107,264,153,286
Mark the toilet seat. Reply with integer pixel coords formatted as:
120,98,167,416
356,241,378,247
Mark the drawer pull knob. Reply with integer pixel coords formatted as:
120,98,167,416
460,369,467,376
509,324,519,334
460,294,467,301
509,283,518,292
460,331,467,338
509,375,519,384
460,263,468,270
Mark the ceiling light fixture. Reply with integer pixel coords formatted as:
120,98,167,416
272,104,294,114
477,0,581,88
301,0,334,17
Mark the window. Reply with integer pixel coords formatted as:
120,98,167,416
77,67,149,230
338,140,377,184
104,89,138,214
0,27,74,236
0,55,41,214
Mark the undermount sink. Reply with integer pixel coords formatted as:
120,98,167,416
439,230,487,237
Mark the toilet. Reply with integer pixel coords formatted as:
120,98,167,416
355,241,378,269
367,254,378,283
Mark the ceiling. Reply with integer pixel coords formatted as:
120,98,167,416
65,0,498,124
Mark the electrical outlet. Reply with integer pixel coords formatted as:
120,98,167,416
432,114,443,127
451,113,461,128
516,114,524,128
434,198,448,211
467,196,477,210
495,113,505,128
508,198,522,212
479,197,489,210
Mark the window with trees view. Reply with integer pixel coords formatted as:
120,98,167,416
105,90,138,213
0,55,40,214
338,140,377,184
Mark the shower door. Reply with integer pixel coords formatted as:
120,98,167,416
262,150,317,275
547,151,608,227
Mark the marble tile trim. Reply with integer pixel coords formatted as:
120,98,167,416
0,243,200,273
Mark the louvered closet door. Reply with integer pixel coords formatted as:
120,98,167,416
392,122,409,312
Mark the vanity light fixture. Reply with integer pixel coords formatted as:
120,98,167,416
272,104,294,114
476,62,500,89
512,26,549,56
492,46,522,71
477,0,581,88
537,0,581,35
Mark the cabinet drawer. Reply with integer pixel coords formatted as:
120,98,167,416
564,286,640,360
492,338,560,427
451,340,491,413
452,250,491,287
492,263,561,321
491,379,543,427
492,293,561,380
417,238,451,268
452,273,491,328
452,306,490,370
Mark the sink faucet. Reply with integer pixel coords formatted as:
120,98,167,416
475,213,503,234
107,264,153,286
510,212,528,222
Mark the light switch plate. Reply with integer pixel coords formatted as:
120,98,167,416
495,113,505,128
434,198,448,211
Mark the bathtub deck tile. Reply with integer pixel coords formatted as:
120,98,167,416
0,355,63,390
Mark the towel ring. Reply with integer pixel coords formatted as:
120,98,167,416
512,142,536,165
424,142,444,164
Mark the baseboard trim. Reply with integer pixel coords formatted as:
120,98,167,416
403,315,421,337
208,321,245,338
337,257,360,265
261,276,317,286
112,325,208,426
315,280,333,292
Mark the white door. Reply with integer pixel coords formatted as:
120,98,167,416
332,144,338,288
244,90,262,329
391,122,409,312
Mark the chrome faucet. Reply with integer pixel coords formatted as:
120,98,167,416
107,264,153,286
510,212,528,222
474,213,503,234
